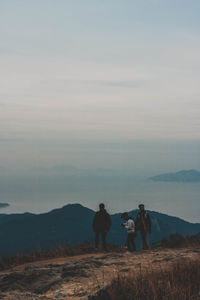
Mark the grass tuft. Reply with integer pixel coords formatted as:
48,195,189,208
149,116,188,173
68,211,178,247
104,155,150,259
91,259,200,300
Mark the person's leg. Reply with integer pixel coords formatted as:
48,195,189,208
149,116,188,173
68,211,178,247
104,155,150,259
130,233,136,251
141,231,149,250
126,234,131,251
140,231,145,250
95,231,99,249
144,233,150,250
101,231,107,251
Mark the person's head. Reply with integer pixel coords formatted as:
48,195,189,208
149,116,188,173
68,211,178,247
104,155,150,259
121,212,129,221
138,204,145,211
99,203,105,211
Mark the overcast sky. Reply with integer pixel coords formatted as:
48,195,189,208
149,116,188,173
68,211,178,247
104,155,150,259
0,0,200,176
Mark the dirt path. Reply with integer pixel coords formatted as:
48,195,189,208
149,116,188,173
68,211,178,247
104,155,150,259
0,248,200,300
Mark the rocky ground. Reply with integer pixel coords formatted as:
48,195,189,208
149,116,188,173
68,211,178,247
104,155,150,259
0,247,200,300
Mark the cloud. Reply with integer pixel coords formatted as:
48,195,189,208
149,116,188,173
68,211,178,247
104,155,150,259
65,79,143,88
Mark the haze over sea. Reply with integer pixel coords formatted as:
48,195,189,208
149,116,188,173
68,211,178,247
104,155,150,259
1,140,200,223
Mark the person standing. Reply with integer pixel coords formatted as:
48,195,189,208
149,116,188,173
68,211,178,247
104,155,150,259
93,203,111,251
121,212,136,252
136,204,151,250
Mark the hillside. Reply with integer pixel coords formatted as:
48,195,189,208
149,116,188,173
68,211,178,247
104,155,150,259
0,247,199,299
0,204,200,256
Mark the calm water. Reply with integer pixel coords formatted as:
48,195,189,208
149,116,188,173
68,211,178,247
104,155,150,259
1,175,200,223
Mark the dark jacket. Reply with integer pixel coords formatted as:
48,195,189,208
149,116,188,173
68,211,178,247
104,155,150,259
93,209,111,232
136,210,151,233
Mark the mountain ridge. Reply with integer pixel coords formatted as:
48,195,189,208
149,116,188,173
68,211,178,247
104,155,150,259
0,203,200,256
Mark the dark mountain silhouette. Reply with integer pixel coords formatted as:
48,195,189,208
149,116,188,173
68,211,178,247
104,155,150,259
149,169,200,182
0,204,200,256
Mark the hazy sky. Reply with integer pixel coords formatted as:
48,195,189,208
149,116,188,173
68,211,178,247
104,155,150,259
0,1,200,216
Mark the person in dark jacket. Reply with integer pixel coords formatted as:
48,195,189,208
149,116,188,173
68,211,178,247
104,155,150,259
136,204,151,250
93,203,111,251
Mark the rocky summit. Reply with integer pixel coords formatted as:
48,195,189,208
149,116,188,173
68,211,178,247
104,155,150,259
0,247,200,299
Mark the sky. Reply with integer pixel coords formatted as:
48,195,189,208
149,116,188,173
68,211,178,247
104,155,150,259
0,1,200,218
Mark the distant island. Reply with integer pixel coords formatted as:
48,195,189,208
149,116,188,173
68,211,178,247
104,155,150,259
0,203,9,209
149,169,200,182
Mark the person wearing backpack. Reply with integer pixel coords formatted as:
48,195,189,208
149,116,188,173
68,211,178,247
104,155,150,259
121,212,136,252
93,203,111,251
136,204,151,250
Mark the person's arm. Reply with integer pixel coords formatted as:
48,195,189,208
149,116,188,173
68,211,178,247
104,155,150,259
147,214,151,233
125,221,130,230
107,213,112,231
135,214,139,231
92,213,97,232
121,221,127,228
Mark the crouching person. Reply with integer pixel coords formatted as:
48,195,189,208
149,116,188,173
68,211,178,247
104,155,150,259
121,212,136,252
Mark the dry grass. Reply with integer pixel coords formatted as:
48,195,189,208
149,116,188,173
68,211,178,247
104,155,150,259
153,233,200,249
0,242,121,271
90,259,200,300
